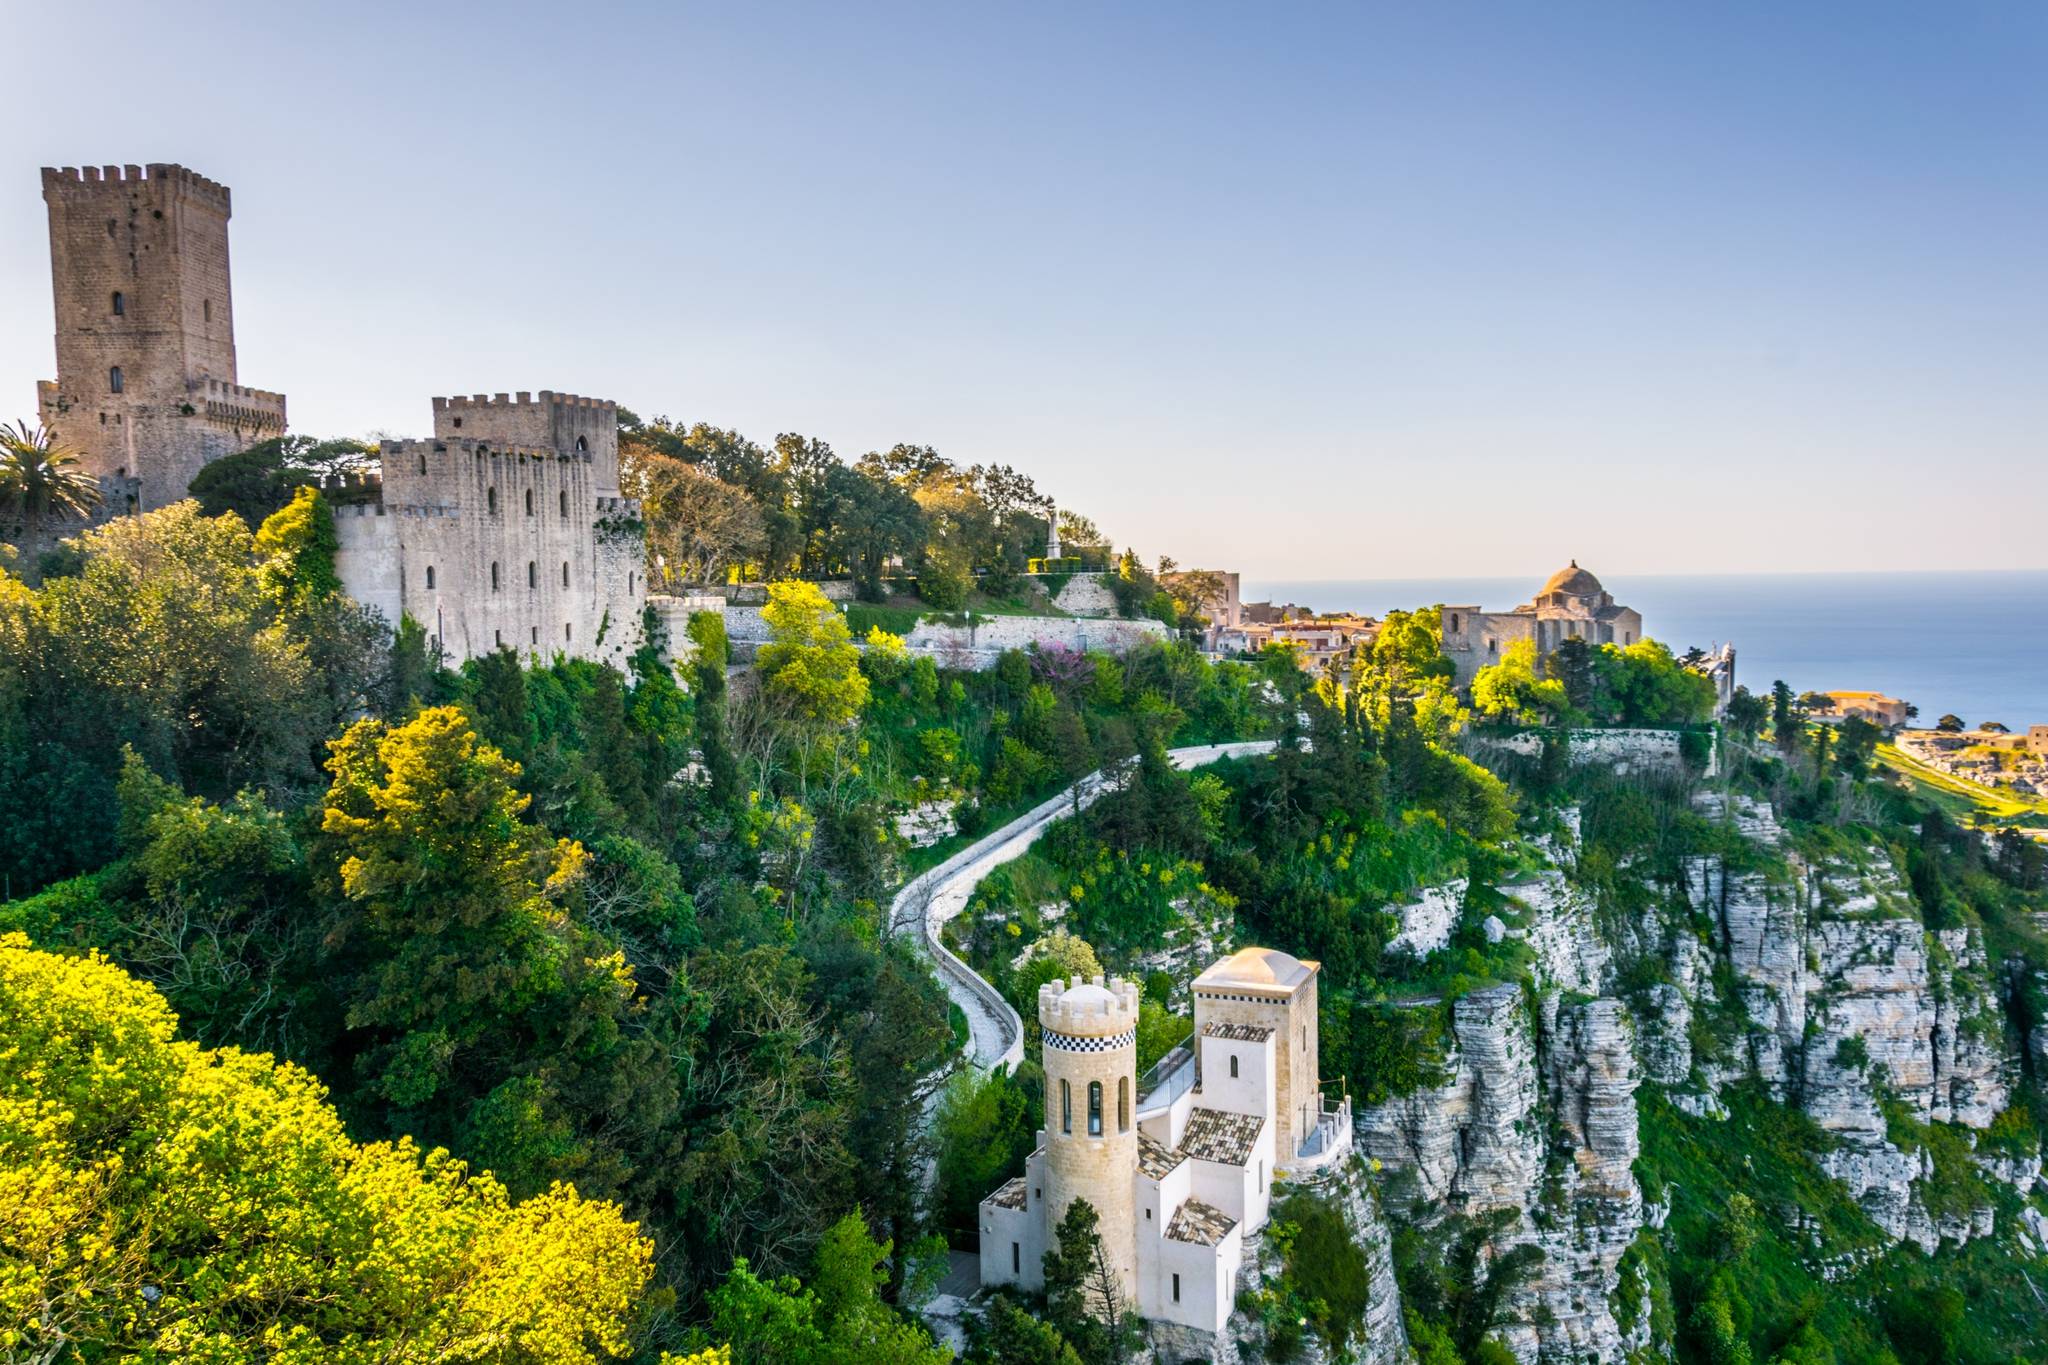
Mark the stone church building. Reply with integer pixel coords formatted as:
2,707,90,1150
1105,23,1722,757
978,947,1352,1342
23,162,645,669
1440,562,1645,686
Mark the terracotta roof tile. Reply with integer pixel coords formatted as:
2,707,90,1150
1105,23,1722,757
1166,1196,1237,1246
1178,1107,1264,1166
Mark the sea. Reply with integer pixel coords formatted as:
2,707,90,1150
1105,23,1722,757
1240,572,2048,731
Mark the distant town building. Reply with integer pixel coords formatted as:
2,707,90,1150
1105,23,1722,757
1220,614,1378,673
1811,691,1912,729
978,948,1351,1339
1440,561,1644,687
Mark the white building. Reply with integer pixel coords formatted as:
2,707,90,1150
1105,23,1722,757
978,947,1352,1339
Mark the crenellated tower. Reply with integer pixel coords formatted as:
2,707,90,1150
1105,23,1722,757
1038,975,1141,1300
36,163,285,510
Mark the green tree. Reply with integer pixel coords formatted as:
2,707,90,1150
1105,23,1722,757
0,419,101,523
1724,685,1768,742
186,432,373,524
966,1295,1084,1365
0,931,653,1363
933,1065,1040,1238
1933,713,1964,733
1471,638,1571,725
756,580,869,727
1041,1197,1134,1365
253,484,343,609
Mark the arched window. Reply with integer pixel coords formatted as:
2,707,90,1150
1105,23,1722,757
487,487,498,514
108,366,123,394
491,562,500,591
527,561,537,588
561,561,570,587
1118,1077,1129,1133
419,453,427,475
1229,1054,1239,1079
1087,1081,1102,1136
1451,612,1461,632
1060,1080,1071,1134
525,488,534,515
111,291,124,316
576,435,588,453
559,490,568,516
425,565,436,590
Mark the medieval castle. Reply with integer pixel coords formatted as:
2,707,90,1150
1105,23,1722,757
25,163,644,667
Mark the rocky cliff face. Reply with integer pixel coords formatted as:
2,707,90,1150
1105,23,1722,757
1356,980,1648,1364
1327,785,2042,1363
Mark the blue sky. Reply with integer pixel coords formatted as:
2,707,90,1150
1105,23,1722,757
6,1,2044,577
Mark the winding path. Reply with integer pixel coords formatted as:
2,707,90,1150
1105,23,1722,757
891,740,1280,1074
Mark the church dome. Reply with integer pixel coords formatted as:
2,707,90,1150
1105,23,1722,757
1541,561,1603,597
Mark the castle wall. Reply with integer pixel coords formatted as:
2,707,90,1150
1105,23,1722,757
38,165,283,509
333,424,644,669
433,393,620,495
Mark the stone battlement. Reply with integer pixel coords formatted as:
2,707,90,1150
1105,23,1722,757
42,163,231,213
433,391,615,414
1039,976,1141,1038
380,437,592,462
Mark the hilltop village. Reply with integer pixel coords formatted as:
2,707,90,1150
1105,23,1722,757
7,163,2048,1365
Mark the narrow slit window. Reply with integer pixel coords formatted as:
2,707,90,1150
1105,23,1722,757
1172,1273,1181,1303
525,488,534,515
564,622,573,642
1229,1054,1239,1079
425,565,435,590
1060,1080,1071,1134
1087,1081,1102,1137
1011,1242,1020,1275
559,490,568,516
108,366,123,393
528,561,537,588
1118,1077,1129,1133
491,562,500,591
561,561,570,587
111,291,124,316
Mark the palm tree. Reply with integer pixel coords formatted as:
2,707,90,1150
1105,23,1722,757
0,420,102,523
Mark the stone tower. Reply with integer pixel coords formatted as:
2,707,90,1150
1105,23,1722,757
36,163,285,510
1038,975,1141,1300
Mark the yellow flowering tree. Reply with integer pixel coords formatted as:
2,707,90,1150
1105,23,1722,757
0,932,652,1362
754,581,868,728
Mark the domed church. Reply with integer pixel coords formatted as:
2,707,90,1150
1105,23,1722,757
1438,561,1645,686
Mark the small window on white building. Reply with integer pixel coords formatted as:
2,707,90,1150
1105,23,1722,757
559,490,568,516
1229,1054,1238,1079
491,562,500,591
1172,1273,1181,1303
531,626,538,645
528,561,537,588
1011,1242,1020,1275
562,561,570,587
494,630,502,647
425,565,435,590
564,622,573,643
526,488,534,515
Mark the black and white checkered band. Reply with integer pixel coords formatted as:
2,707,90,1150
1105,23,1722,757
1044,1027,1137,1053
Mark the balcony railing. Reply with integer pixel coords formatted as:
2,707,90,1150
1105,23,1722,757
1134,1034,1195,1114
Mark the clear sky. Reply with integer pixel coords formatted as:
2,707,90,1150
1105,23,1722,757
5,1,2044,577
